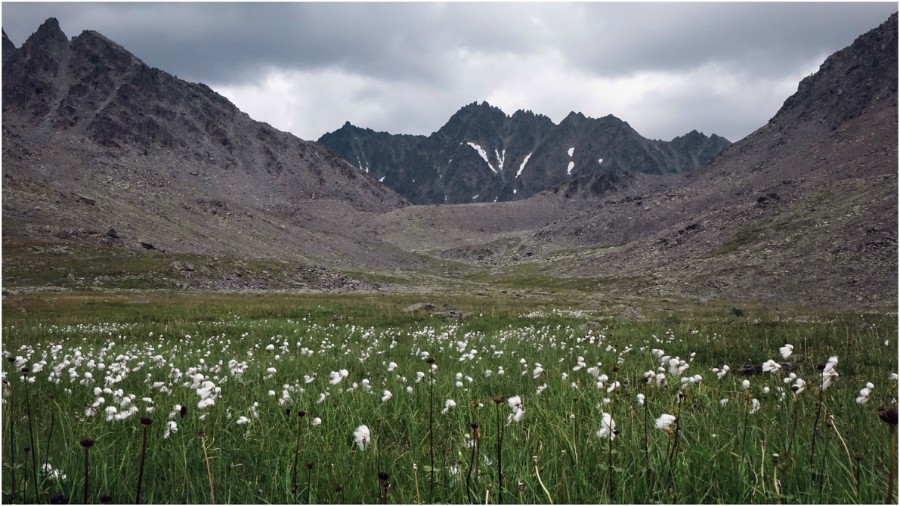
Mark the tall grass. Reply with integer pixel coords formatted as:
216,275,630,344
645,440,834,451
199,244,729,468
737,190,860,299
1,293,896,503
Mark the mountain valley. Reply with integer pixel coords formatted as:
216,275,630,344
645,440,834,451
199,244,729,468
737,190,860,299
2,14,897,309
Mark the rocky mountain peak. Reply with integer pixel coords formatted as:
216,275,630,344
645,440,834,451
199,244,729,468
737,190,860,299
774,11,897,130
23,17,68,48
2,29,16,60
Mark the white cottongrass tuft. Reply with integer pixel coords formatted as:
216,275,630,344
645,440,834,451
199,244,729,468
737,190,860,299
382,390,393,402
507,395,525,423
655,413,677,431
353,425,371,451
856,382,874,404
441,399,457,415
821,356,839,390
596,412,616,440
779,344,794,359
762,359,781,374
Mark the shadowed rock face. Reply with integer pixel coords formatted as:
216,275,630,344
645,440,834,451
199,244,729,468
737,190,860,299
318,101,730,205
2,17,412,268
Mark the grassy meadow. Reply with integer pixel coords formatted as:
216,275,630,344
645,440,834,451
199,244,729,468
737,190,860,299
1,291,897,504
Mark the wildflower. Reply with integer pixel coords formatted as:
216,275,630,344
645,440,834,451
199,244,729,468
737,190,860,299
596,412,616,440
791,378,807,395
311,417,322,426
353,425,371,451
750,398,760,414
856,382,874,404
329,369,349,385
890,372,899,381
163,420,178,439
387,362,398,372
532,365,543,379
720,398,729,406
507,395,525,423
780,344,794,359
655,413,677,432
236,416,250,425
636,393,645,406
821,356,839,390
714,365,730,380
762,359,781,374
382,390,392,402
879,408,899,426
441,399,457,415
741,379,751,390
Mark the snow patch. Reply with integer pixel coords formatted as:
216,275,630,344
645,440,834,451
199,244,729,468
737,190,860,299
513,188,517,194
567,147,575,157
378,176,385,182
472,194,479,200
567,161,575,175
598,158,603,165
516,152,532,179
466,142,496,173
495,149,506,171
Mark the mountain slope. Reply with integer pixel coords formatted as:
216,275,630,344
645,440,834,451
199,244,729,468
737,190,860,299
531,12,898,306
318,101,730,204
2,18,414,275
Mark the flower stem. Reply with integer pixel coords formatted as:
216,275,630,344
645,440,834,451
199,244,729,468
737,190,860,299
496,403,504,505
136,424,148,503
200,431,216,504
886,425,896,504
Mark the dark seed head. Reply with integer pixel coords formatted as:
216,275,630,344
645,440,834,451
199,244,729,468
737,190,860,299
335,485,344,493
20,367,29,374
424,357,436,364
297,410,306,418
493,395,506,405
305,461,314,470
140,417,153,426
179,405,188,418
378,471,389,481
879,408,899,426
6,356,16,363
50,494,68,504
284,408,291,417
100,495,112,504
470,422,479,430
80,438,95,448
23,447,31,454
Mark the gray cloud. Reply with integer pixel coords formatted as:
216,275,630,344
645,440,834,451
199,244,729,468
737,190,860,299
3,2,896,142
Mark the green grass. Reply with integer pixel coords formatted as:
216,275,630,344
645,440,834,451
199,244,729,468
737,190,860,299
1,292,897,504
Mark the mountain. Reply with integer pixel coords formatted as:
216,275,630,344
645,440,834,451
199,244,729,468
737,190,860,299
357,12,897,307
527,12,899,306
2,18,414,280
318,102,730,204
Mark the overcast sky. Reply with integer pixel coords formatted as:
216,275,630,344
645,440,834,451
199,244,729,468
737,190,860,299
3,2,897,142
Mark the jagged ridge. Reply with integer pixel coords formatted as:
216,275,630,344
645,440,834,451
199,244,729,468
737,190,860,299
318,101,731,204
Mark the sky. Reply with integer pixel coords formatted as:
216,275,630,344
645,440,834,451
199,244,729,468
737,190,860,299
2,2,897,143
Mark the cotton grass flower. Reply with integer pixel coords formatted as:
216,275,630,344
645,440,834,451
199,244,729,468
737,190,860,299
382,390,393,402
507,396,525,423
353,425,371,451
596,412,616,440
655,413,677,432
780,344,794,359
856,382,874,404
762,359,781,374
441,399,457,415
821,356,839,390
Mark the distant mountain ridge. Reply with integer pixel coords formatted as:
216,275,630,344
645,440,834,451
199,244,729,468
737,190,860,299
2,18,411,270
318,101,730,204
